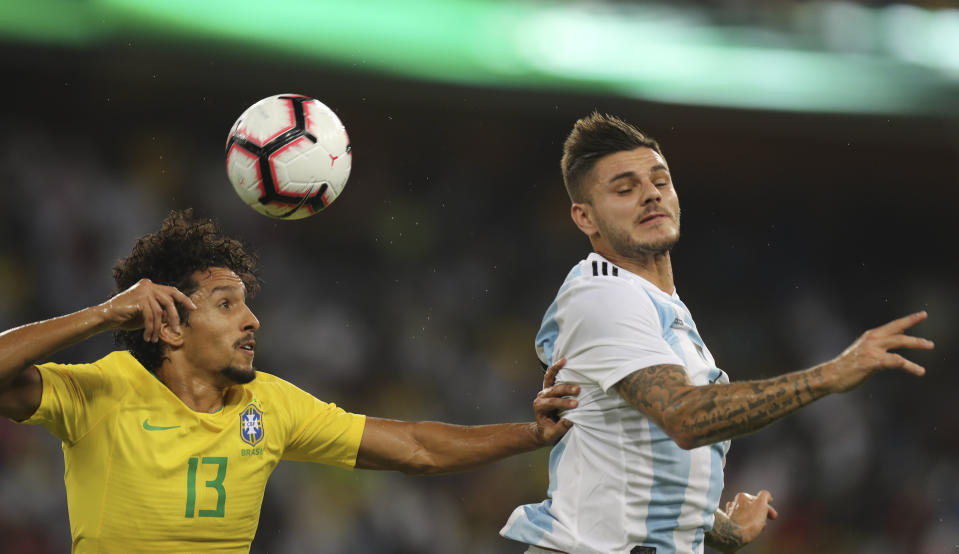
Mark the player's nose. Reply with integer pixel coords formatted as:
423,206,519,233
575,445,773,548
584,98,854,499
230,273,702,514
242,305,260,332
639,178,662,205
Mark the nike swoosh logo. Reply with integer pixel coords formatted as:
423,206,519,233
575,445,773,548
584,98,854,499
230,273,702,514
142,418,180,431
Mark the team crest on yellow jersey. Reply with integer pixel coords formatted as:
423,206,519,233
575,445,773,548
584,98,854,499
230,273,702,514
240,404,264,446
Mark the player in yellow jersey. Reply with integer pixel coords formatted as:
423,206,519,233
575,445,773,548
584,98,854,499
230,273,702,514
0,210,580,553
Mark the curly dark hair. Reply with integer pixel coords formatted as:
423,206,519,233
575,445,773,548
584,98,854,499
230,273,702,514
112,209,261,370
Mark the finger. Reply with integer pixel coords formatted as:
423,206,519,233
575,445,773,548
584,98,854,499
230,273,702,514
881,334,935,351
145,295,164,342
169,287,198,311
756,490,773,504
158,293,182,333
543,357,566,389
543,384,581,398
536,396,579,412
767,505,779,519
726,501,734,513
534,393,579,412
541,418,573,444
148,296,164,342
886,353,926,376
875,311,927,335
140,300,155,342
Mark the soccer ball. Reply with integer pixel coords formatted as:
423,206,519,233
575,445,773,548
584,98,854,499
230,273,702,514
225,94,351,220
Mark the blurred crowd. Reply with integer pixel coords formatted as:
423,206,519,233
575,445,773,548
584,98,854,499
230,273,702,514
0,34,957,554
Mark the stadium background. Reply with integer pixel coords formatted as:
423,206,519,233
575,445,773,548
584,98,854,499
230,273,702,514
0,1,956,552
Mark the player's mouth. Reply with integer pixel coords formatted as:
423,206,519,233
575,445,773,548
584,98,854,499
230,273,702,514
638,212,669,225
236,337,256,356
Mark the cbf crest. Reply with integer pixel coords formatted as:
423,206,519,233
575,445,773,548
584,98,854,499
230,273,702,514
240,404,264,447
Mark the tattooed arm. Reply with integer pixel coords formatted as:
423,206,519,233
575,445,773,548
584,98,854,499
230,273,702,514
705,491,778,553
705,510,745,553
614,312,933,449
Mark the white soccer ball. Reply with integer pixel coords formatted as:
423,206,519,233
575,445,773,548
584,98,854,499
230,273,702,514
225,94,351,220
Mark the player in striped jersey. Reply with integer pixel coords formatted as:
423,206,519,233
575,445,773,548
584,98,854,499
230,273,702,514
501,113,934,553
0,210,579,553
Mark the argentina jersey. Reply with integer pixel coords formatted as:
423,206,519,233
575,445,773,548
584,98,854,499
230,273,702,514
501,253,730,554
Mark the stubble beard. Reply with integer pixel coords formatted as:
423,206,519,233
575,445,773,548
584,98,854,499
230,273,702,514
222,334,258,384
220,364,256,384
598,210,681,258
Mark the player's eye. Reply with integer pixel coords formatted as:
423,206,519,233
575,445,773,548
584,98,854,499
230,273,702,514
219,300,231,309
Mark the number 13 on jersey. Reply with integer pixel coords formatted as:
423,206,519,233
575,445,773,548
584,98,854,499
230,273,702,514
185,457,228,518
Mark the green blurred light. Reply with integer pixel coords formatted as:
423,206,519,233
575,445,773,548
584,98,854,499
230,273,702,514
0,0,107,44
1,0,955,115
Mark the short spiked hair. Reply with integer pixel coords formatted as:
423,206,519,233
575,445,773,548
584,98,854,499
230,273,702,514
561,112,663,203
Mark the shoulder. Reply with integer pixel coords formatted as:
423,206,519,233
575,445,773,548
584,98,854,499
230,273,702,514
37,350,141,387
243,371,329,405
28,352,136,433
560,257,654,311
559,255,626,283
581,256,624,279
550,257,676,338
243,370,300,396
243,371,361,428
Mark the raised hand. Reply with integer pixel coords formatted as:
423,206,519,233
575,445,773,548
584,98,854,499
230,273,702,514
827,311,934,393
98,279,197,343
533,357,579,445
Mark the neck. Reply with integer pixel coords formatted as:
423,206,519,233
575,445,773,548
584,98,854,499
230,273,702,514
594,246,675,294
155,362,230,413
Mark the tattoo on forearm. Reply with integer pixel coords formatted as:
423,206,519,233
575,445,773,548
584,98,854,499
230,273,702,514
615,364,827,446
705,513,744,552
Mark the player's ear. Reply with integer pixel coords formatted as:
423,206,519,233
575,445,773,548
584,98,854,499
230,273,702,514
158,321,185,348
571,202,598,236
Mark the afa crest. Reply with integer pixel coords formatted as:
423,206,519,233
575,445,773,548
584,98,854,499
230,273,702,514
240,404,264,447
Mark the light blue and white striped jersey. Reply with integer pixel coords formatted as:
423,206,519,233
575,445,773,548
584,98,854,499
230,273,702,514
501,253,730,554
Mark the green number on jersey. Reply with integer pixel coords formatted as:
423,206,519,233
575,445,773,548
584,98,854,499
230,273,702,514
185,456,228,518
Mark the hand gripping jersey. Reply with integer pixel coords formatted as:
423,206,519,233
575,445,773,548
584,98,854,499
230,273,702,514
20,351,365,553
501,253,730,554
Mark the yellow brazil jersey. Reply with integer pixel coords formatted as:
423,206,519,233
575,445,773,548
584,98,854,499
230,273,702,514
20,351,366,553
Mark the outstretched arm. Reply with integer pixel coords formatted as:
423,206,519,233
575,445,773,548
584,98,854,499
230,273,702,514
0,279,195,421
705,491,777,553
354,360,579,474
615,311,933,449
